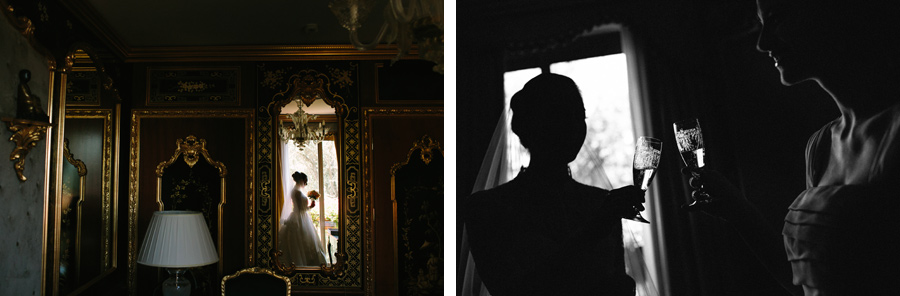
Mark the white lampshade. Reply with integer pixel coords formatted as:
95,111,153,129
137,211,219,268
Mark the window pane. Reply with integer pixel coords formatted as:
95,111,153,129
321,141,339,261
551,54,633,189
502,68,541,182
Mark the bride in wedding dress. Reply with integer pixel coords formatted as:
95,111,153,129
278,172,327,266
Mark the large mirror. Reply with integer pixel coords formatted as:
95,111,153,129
272,94,344,272
48,47,119,295
57,139,86,293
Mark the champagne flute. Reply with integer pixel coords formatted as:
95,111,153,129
673,118,709,207
630,136,661,223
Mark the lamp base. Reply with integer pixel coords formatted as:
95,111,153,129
162,268,191,296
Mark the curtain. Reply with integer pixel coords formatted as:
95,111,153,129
278,139,294,225
620,22,708,296
622,25,665,296
620,21,745,296
459,108,508,296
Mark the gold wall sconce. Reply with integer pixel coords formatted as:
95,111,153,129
3,69,52,181
2,118,51,181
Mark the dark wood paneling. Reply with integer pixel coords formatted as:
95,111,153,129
365,111,443,296
375,60,443,104
135,116,250,296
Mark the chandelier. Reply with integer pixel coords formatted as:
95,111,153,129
280,107,326,151
328,0,444,74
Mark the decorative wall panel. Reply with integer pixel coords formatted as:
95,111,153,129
65,70,101,106
146,67,241,106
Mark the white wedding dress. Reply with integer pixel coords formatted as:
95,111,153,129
278,186,327,266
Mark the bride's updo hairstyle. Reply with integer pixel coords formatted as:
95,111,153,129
292,171,308,183
510,73,587,163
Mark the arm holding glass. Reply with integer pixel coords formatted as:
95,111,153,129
673,118,800,295
605,185,648,220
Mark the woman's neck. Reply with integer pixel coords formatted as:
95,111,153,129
522,159,570,181
818,70,900,123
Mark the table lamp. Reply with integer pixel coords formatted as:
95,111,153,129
137,211,219,296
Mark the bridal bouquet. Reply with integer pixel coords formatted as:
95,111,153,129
308,190,320,200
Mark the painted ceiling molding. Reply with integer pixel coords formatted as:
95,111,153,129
59,0,421,62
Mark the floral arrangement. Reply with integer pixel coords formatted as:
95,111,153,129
308,190,320,201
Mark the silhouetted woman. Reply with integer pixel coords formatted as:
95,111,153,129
277,172,327,266
465,73,644,295
691,1,900,295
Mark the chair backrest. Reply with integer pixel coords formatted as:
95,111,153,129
221,267,291,296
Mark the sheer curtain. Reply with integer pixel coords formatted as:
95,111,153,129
279,139,294,225
621,25,664,296
458,109,508,296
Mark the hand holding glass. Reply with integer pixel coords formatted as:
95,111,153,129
673,118,710,207
630,136,661,223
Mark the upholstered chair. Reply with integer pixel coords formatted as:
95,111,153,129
221,267,291,296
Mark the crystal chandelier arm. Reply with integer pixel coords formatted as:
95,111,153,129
388,0,418,23
349,22,390,50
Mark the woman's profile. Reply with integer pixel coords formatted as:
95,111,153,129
465,73,644,295
689,1,900,295
277,172,327,266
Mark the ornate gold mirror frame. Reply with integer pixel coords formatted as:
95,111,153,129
44,44,120,295
255,64,361,289
268,69,347,276
53,109,117,295
155,135,228,274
